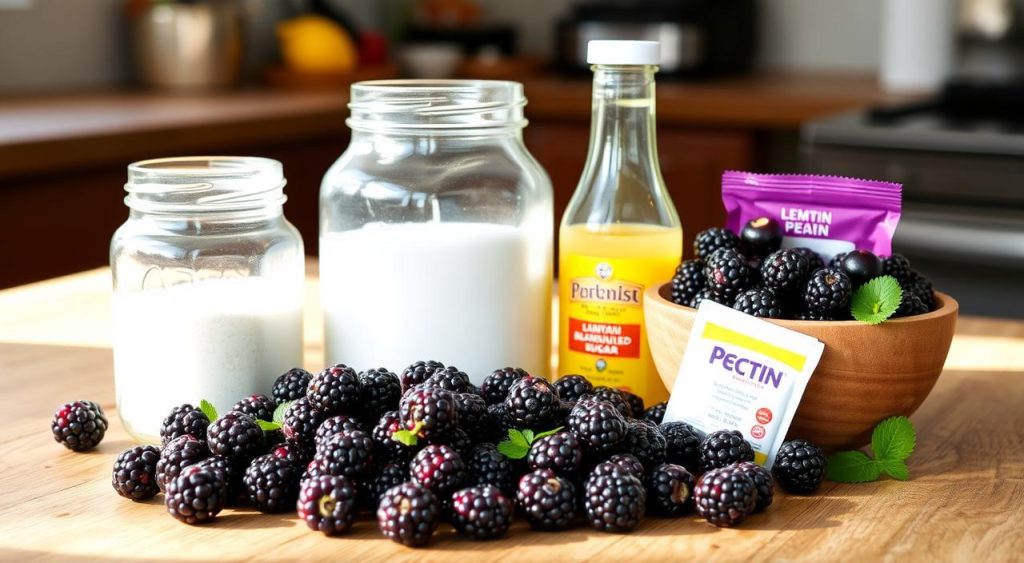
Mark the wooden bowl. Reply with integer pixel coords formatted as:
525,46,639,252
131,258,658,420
644,284,958,451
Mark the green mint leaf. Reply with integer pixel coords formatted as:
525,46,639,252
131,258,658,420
391,421,423,447
851,276,902,324
871,416,916,463
521,429,535,444
508,429,530,449
272,400,293,425
533,427,565,441
879,458,910,481
199,400,218,422
497,440,529,459
257,420,281,432
826,450,882,483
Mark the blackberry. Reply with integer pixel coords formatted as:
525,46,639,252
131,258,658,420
643,402,667,424
623,420,667,470
377,482,441,547
733,287,784,318
297,474,357,535
193,455,242,499
741,217,783,257
156,434,208,492
485,403,515,443
882,253,913,285
206,412,264,464
694,465,757,527
358,367,401,420
410,444,467,497
660,421,702,473
372,410,419,465
451,485,513,540
589,386,633,418
793,307,836,321
436,426,474,458
272,367,313,403
691,287,731,308
307,364,361,416
401,360,446,393
735,461,774,512
773,439,826,494
480,367,528,405
894,291,929,318
604,453,646,480
466,443,517,497
828,251,848,269
159,404,209,446
646,463,696,517
282,397,325,451
303,459,328,481
670,259,706,306
699,430,754,472
804,268,853,313
704,247,751,300
569,401,628,456
694,227,741,260
312,429,374,480
584,462,646,532
51,400,107,451
621,391,645,420
761,249,811,298
908,271,935,310
517,469,577,530
792,247,825,271
314,415,367,451
424,366,472,394
552,374,593,404
112,445,161,501
232,394,277,423
504,376,560,430
361,462,409,510
747,254,764,286
527,431,583,475
165,465,226,525
401,387,458,442
242,453,301,513
454,393,489,441
837,249,882,288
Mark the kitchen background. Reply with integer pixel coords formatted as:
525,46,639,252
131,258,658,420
0,0,1021,316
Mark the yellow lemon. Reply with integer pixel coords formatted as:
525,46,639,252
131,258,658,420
277,15,357,73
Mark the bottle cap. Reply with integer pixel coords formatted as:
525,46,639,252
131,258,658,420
586,40,661,65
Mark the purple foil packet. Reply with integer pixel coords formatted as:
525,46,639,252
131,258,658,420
722,171,902,260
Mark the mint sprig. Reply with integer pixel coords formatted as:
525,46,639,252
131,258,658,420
497,427,563,459
272,400,293,425
850,276,902,324
826,416,916,483
392,421,424,447
257,419,282,432
199,399,219,422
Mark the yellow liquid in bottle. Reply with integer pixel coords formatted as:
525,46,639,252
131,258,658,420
558,223,682,405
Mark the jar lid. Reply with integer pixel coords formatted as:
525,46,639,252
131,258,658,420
587,40,661,65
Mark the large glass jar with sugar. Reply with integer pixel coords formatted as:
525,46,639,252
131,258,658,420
111,157,305,443
320,80,553,383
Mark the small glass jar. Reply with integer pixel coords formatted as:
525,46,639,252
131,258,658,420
320,80,553,383
111,157,304,443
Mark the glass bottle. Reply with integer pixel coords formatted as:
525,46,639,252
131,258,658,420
110,157,305,442
558,41,682,405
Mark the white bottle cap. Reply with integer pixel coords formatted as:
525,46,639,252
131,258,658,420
586,40,661,65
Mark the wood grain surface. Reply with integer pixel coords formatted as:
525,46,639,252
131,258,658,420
1,268,1022,562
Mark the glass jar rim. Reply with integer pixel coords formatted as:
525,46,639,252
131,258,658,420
125,156,286,215
347,79,527,132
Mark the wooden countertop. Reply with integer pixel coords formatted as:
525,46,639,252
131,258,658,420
3,266,1021,561
0,72,907,179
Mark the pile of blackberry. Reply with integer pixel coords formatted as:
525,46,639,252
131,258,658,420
672,218,937,320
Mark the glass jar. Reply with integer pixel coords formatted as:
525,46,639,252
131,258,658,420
320,80,553,383
110,157,305,443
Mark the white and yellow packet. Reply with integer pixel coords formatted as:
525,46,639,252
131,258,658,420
662,300,824,469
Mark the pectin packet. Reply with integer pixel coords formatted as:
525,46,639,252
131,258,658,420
662,300,824,469
722,171,902,259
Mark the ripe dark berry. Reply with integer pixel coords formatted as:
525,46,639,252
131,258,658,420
297,474,357,535
733,287,784,318
466,443,517,497
741,217,783,257
705,247,751,300
193,454,241,499
894,291,929,318
243,453,301,513
314,415,367,451
670,259,706,306
358,367,401,421
411,444,468,497
623,420,667,470
401,360,446,393
838,249,882,288
527,431,583,475
552,374,593,404
791,247,825,271
282,397,325,451
646,463,696,517
453,393,489,442
735,461,774,512
603,453,646,480
504,376,560,430
377,482,441,547
908,270,935,309
569,401,628,456
112,445,161,501
156,434,209,492
159,404,209,446
517,469,577,530
804,268,853,313
660,421,703,473
589,386,633,418
882,253,913,286
424,366,472,394
361,462,409,510
773,439,826,494
694,465,758,527
372,410,419,465
451,485,513,540
699,429,755,472
312,429,374,480
307,364,361,416
643,402,667,424
165,465,226,525
694,227,741,260
232,394,277,423
51,400,107,451
207,412,264,465
272,367,313,403
621,391,645,420
584,462,646,532
485,403,515,443
761,249,811,298
400,386,458,442
480,367,528,405
692,287,731,308
268,438,313,465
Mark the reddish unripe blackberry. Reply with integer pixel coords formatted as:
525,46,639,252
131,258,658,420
643,402,667,424
377,482,441,547
312,429,374,480
694,465,757,527
451,485,513,540
358,367,401,420
735,461,774,512
466,443,517,497
646,463,696,517
307,364,361,416
517,469,577,531
243,453,301,513
401,360,446,393
527,431,583,475
660,421,703,473
314,415,367,451
623,420,667,471
297,474,357,535
399,387,459,442
112,445,161,501
165,465,226,525
584,462,646,532
206,412,264,465
410,444,468,497
282,397,325,451
552,374,593,404
159,404,209,446
272,367,313,403
504,375,560,430
156,434,208,492
698,429,755,472
480,367,528,405
51,400,107,451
